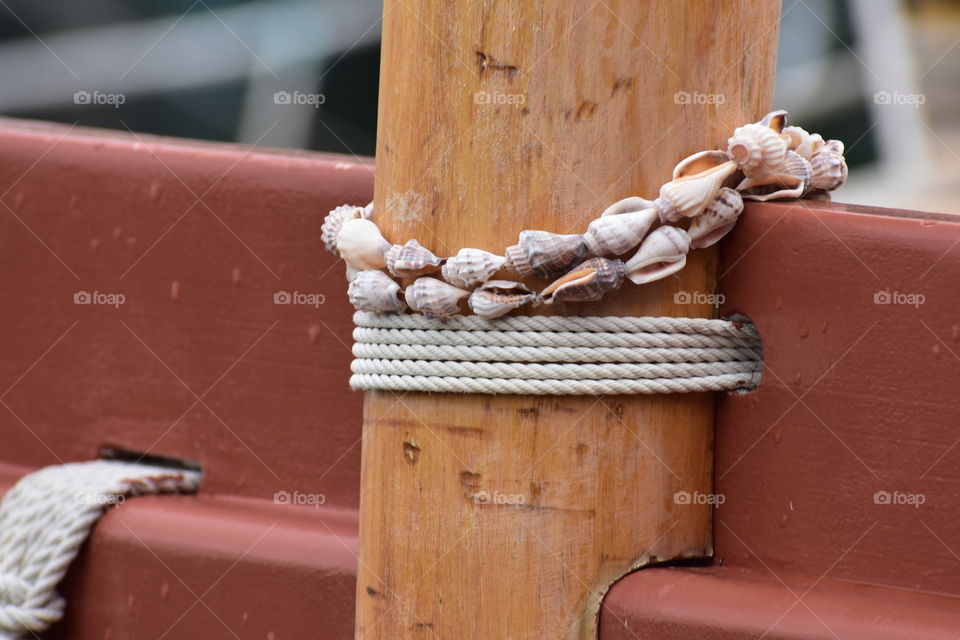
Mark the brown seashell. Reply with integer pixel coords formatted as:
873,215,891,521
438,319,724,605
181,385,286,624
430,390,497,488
541,257,625,304
385,239,444,278
583,209,657,256
336,218,390,270
442,248,506,289
688,188,743,249
655,150,738,222
737,150,811,201
504,230,589,279
624,226,690,285
405,277,469,319
809,149,847,192
348,270,406,313
468,280,539,320
322,204,370,254
727,123,788,179
600,196,656,217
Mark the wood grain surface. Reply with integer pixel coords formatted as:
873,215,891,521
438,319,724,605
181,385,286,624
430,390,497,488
357,2,780,638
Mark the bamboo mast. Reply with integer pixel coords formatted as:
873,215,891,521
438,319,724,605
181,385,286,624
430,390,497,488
356,2,780,638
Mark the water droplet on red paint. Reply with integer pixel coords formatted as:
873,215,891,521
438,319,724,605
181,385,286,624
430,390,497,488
170,280,180,301
160,582,169,599
69,194,79,212
779,514,788,527
799,325,809,338
242,612,249,625
820,320,829,333
952,325,960,342
773,429,782,444
267,632,276,640
113,226,122,240
90,237,100,249
126,593,135,610
12,191,24,210
149,181,162,201
232,267,241,286
775,296,782,310
308,325,321,343
921,219,937,227
126,237,137,245
933,344,941,358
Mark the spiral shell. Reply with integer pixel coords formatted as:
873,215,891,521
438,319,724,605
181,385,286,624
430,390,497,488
688,188,743,249
737,150,811,201
347,270,406,313
322,204,370,254
442,248,506,289
759,109,788,133
336,218,390,270
541,257,625,304
468,280,539,320
809,149,847,192
504,230,589,279
655,150,737,223
583,209,657,256
405,277,469,319
385,239,443,278
624,226,690,285
782,126,824,160
601,196,655,217
727,122,788,179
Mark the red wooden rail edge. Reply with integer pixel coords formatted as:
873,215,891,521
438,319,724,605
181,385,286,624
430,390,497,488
2,119,959,636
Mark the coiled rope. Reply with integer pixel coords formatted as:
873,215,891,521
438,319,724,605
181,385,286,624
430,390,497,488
350,312,763,395
0,461,201,638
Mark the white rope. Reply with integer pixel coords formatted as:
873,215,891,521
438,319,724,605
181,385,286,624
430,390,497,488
0,461,201,638
350,312,763,395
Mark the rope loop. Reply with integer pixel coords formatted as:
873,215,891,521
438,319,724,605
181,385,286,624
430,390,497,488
351,312,763,395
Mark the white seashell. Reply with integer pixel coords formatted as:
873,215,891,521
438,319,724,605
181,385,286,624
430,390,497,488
385,239,443,278
468,280,539,320
322,204,370,254
782,126,824,160
541,257,625,304
600,196,656,217
405,277,469,319
737,150,810,201
442,248,506,289
504,230,589,279
346,265,361,282
823,139,844,155
759,109,788,133
624,226,690,285
583,209,657,256
336,218,390,270
655,150,737,223
348,270,406,313
727,122,788,179
809,149,847,192
364,201,374,218
688,188,743,249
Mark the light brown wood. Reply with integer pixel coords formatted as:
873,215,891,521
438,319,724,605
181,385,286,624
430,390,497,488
356,2,780,638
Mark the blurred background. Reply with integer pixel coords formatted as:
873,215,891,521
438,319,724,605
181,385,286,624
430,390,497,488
0,0,956,213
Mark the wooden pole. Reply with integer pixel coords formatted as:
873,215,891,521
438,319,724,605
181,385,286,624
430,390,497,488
357,2,780,638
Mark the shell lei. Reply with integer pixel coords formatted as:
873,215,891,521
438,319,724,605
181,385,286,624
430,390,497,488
321,110,847,319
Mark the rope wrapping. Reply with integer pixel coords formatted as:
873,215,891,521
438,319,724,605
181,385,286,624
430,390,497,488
0,461,201,638
351,312,763,395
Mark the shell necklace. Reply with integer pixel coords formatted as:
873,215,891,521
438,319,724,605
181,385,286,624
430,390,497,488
322,110,846,320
